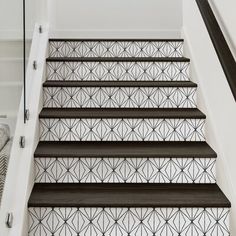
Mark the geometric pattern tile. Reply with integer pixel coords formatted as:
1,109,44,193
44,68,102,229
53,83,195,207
28,207,230,236
39,118,206,142
46,61,190,81
49,40,184,58
43,87,197,108
34,157,216,183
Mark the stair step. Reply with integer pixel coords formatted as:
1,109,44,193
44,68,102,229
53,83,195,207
43,80,197,87
35,141,216,158
39,109,205,142
49,39,184,58
28,183,230,207
49,38,184,42
46,59,190,82
43,82,197,109
47,57,190,62
34,142,216,184
39,108,205,119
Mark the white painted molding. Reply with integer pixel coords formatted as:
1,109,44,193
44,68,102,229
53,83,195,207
0,24,49,236
182,0,236,234
50,30,181,39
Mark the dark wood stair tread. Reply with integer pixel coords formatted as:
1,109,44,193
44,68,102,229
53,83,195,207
39,108,206,119
35,141,216,158
47,57,190,62
49,38,184,42
28,183,230,208
43,81,197,88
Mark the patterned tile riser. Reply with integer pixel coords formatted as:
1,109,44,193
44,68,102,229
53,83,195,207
43,87,197,109
46,61,190,82
34,157,216,184
39,118,205,142
49,41,184,58
28,207,230,236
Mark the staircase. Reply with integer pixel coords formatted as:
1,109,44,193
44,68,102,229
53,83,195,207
28,39,231,235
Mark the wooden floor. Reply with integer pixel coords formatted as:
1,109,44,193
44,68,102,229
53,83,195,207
43,81,197,88
28,183,230,208
46,57,190,62
34,141,216,158
39,108,206,119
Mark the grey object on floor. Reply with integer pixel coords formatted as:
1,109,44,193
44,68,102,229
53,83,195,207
0,138,12,203
0,123,10,151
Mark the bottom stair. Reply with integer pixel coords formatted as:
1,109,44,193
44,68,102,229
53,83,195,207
28,183,230,236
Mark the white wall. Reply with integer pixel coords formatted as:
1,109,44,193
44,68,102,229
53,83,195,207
209,0,236,59
0,0,37,39
49,0,182,38
1,0,183,39
182,0,236,234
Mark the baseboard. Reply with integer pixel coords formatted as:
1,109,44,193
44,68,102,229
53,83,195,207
50,29,181,39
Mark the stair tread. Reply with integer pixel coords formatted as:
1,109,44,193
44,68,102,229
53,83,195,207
49,38,184,42
28,183,230,207
39,108,206,119
46,57,190,62
43,81,197,88
35,141,216,158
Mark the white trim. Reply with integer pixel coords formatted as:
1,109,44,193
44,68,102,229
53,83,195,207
50,29,181,39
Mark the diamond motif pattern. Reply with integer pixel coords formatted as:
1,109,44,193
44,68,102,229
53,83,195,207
29,38,231,236
47,61,190,81
43,87,197,108
28,207,230,236
39,118,205,142
34,157,216,183
49,40,184,58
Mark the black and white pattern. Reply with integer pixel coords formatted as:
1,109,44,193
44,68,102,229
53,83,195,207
34,157,216,184
0,139,12,202
49,40,184,58
39,118,205,142
47,61,190,82
43,87,197,108
29,39,230,235
28,207,230,236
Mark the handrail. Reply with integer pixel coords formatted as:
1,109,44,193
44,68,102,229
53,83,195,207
196,0,236,101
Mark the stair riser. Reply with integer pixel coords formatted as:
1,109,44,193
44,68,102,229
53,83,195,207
40,118,205,142
34,157,216,184
49,40,184,58
47,61,190,82
43,87,197,109
28,207,230,236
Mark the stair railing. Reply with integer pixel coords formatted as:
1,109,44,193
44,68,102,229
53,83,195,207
0,1,49,235
195,0,236,101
